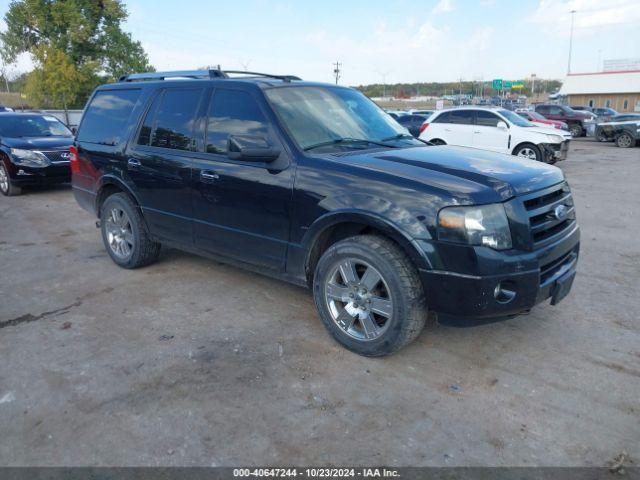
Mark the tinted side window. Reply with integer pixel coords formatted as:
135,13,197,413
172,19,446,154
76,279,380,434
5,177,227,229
476,111,501,127
433,112,451,123
548,106,562,114
206,89,269,154
536,106,549,114
150,89,203,151
137,94,161,146
449,110,474,125
77,89,140,146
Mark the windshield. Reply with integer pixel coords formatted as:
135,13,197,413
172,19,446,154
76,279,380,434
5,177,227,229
0,115,72,137
498,109,533,127
265,86,415,151
527,111,547,120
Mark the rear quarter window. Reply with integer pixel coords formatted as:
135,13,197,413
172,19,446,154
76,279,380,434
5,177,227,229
77,89,141,146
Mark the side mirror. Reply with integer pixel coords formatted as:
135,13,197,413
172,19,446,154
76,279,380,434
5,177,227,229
496,121,508,130
71,126,77,135
227,135,280,162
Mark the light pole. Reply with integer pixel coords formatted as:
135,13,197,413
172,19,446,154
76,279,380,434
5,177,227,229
567,10,576,74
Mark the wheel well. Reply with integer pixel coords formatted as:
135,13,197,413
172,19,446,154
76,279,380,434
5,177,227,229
305,221,425,287
430,138,446,145
96,183,138,218
511,142,539,155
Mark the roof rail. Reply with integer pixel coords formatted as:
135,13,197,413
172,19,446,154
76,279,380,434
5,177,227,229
118,69,227,82
118,69,301,83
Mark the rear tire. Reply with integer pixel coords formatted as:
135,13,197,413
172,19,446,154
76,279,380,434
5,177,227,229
100,193,161,268
313,235,427,357
615,132,634,148
0,161,21,196
568,123,582,138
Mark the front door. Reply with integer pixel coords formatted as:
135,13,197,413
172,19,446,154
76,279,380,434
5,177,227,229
191,87,293,270
473,110,510,153
126,87,206,245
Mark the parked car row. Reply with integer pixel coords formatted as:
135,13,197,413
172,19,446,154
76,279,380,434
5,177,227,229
1,70,581,356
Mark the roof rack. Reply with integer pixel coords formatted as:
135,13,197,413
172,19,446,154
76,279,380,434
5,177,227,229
118,69,301,83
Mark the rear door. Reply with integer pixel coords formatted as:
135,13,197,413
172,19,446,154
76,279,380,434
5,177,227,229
473,110,510,153
126,87,205,245
190,87,294,270
441,110,475,146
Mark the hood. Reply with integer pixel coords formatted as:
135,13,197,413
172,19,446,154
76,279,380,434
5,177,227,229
526,126,572,138
328,145,564,203
1,136,73,150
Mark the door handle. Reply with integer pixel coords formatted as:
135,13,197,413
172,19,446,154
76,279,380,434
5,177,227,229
200,170,220,182
127,158,141,169
474,130,481,133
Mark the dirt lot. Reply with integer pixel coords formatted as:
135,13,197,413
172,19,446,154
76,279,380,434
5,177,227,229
1,138,638,467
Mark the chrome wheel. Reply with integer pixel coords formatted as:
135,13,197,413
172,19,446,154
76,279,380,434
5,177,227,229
0,164,8,193
617,134,632,148
324,258,393,341
517,147,538,160
105,207,134,259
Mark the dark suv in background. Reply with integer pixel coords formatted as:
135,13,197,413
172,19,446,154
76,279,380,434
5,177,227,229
71,69,580,356
534,104,592,137
0,113,74,196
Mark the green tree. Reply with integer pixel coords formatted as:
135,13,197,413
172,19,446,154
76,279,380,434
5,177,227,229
0,0,153,108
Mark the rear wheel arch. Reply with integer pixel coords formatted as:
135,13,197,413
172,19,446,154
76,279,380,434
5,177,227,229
303,213,431,287
95,178,141,217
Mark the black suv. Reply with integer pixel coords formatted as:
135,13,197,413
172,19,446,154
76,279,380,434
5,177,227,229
0,113,74,196
72,69,580,356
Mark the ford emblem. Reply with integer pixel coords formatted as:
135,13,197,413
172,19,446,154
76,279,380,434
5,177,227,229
554,204,568,220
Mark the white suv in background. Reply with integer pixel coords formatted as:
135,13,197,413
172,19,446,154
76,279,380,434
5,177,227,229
419,107,572,163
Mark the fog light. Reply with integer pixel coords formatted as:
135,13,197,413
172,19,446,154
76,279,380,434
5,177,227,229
494,281,516,304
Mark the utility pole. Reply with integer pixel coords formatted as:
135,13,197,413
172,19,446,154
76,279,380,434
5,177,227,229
378,70,391,98
567,10,576,74
333,61,341,85
531,73,536,100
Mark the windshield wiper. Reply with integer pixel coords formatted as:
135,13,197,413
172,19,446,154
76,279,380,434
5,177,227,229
381,133,432,145
303,137,398,151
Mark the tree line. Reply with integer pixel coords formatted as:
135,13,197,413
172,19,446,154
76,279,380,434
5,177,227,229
357,79,563,99
0,0,152,110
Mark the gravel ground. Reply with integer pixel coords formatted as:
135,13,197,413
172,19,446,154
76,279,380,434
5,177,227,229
0,138,638,467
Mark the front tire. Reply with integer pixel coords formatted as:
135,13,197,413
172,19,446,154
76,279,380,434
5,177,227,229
0,161,21,196
513,143,544,162
615,132,634,148
313,235,427,357
100,193,161,268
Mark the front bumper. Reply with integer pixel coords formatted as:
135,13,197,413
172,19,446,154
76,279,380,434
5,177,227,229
541,140,570,162
418,225,580,320
6,161,70,186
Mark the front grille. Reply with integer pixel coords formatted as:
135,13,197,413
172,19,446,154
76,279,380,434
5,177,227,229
40,150,70,163
522,182,576,249
539,247,578,285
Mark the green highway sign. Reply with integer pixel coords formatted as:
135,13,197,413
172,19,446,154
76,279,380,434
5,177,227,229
492,79,524,90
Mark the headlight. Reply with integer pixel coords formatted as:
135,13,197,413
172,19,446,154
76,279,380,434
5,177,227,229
438,204,512,250
10,148,50,167
546,134,564,143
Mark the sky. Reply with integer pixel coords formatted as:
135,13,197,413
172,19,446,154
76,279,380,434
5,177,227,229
1,0,640,85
